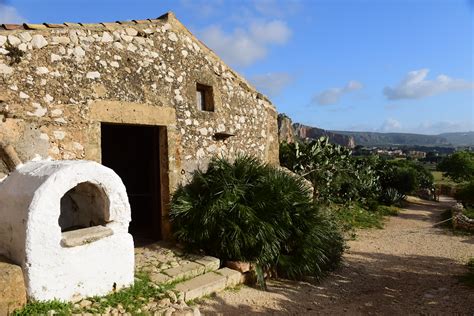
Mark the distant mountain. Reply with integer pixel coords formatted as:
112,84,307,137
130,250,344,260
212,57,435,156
438,132,474,146
278,114,356,148
277,114,473,148
332,131,473,147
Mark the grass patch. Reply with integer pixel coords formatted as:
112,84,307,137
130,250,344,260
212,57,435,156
463,208,474,220
332,203,398,231
459,258,474,288
13,273,174,316
12,300,72,316
432,171,456,186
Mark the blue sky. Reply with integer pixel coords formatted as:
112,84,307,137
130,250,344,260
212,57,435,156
1,0,473,134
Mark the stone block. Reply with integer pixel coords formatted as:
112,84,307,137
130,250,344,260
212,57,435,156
194,256,220,272
175,272,227,301
162,262,206,282
61,226,113,247
217,267,242,287
225,260,250,273
149,272,171,284
0,256,26,315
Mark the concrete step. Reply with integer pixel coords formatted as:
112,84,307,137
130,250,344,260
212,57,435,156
175,267,242,301
149,255,220,284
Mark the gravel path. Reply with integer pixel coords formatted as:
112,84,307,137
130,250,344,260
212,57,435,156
198,197,474,315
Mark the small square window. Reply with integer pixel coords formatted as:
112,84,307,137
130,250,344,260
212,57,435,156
196,83,214,112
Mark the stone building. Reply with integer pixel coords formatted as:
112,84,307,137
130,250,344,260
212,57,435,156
0,12,279,241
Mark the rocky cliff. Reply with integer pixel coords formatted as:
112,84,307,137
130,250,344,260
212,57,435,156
277,114,356,148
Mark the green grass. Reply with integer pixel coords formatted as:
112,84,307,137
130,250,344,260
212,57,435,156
463,208,474,220
332,203,400,231
12,300,72,316
431,171,456,186
13,273,174,316
459,258,474,288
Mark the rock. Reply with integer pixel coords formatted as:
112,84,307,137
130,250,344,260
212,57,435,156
101,32,114,43
7,35,21,46
79,299,92,308
125,28,138,36
0,63,13,75
192,307,201,316
157,298,171,307
164,307,175,316
86,71,101,80
226,261,251,273
51,53,62,62
0,35,6,47
36,67,49,75
73,46,86,58
31,35,48,49
51,36,71,45
0,256,27,315
173,307,194,316
168,32,178,42
18,32,32,43
19,92,29,99
165,290,178,303
18,43,28,51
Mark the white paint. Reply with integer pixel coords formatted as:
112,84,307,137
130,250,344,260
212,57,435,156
0,160,134,301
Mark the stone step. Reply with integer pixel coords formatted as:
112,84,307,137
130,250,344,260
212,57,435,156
149,255,220,284
175,267,242,301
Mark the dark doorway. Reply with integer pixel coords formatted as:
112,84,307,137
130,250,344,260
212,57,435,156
101,123,162,242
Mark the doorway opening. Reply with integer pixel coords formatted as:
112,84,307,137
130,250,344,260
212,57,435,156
101,123,167,243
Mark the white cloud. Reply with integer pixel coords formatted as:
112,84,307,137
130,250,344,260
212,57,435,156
378,118,402,132
199,20,291,67
416,120,473,134
314,80,363,105
250,72,292,96
0,4,26,24
384,69,474,100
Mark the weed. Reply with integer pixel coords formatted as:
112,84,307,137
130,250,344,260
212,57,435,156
5,43,24,65
12,300,72,316
13,273,174,316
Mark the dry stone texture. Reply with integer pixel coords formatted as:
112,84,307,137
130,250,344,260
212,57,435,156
0,256,27,315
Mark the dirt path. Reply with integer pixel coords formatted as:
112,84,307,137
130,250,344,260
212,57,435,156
198,197,474,315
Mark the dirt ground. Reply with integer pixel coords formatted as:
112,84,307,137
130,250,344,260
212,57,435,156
198,197,474,315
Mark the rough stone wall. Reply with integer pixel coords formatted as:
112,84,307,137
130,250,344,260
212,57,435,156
0,13,279,187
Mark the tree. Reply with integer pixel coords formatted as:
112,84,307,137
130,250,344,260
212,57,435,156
437,151,474,183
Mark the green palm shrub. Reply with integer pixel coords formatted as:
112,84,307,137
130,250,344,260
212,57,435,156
170,155,344,284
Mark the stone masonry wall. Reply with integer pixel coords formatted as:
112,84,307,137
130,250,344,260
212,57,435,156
0,13,279,186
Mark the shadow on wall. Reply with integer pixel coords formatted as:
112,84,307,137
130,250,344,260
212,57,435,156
199,252,474,315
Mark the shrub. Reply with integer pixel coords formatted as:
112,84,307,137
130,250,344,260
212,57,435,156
437,151,474,183
170,156,344,283
455,180,474,207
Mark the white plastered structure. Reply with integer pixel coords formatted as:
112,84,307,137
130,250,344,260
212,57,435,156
0,160,134,301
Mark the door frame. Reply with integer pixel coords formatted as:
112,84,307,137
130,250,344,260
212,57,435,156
87,101,177,240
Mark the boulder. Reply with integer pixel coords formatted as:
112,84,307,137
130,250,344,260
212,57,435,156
0,256,26,315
